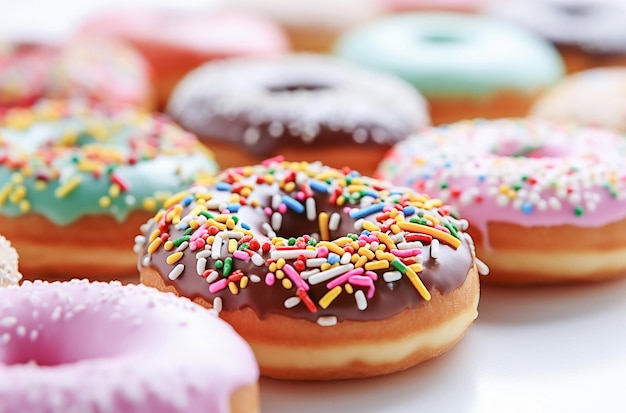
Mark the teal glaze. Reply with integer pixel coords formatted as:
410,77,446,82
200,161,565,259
334,12,565,99
0,102,218,225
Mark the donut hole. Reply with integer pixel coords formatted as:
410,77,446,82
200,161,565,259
420,32,465,45
266,82,332,93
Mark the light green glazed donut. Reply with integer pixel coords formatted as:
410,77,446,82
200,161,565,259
334,12,565,99
0,100,218,225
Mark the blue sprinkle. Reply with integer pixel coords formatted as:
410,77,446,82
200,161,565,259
403,206,416,217
361,230,371,236
521,202,533,214
362,189,379,198
350,203,385,219
240,222,251,230
215,182,232,191
226,203,241,212
327,253,340,265
181,194,194,207
309,179,329,193
282,195,305,214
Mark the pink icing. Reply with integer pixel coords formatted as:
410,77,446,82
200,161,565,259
0,280,258,413
376,119,626,247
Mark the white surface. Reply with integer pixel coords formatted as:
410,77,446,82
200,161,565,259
260,278,626,413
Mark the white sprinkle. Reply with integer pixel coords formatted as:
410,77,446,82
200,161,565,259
272,194,282,209
205,271,219,284
548,197,561,210
306,258,327,267
168,264,185,280
430,239,440,259
308,264,354,285
284,296,301,308
262,222,276,239
176,241,189,252
340,252,352,265
496,194,509,206
352,128,368,143
30,330,38,341
249,274,261,283
196,258,207,275
243,127,261,145
383,271,402,282
317,316,338,327
397,241,423,250
306,197,316,221
51,306,62,322
476,258,490,276
74,304,86,313
195,250,211,259
355,290,368,311
141,254,151,267
268,121,284,137
211,236,223,260
271,212,282,231
251,253,265,266
0,316,17,327
1,332,10,344
219,231,244,240
213,297,223,314
353,218,364,231
329,212,341,231
16,326,26,337
125,194,136,206
300,269,320,280
270,249,317,260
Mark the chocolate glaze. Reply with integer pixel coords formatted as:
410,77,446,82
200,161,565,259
138,162,475,323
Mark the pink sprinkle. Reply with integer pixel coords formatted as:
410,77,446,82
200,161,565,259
278,204,287,214
364,271,378,280
282,264,309,291
343,207,352,214
264,207,273,216
391,248,422,258
357,240,367,247
349,275,375,299
233,251,250,261
383,206,394,212
435,225,451,234
296,191,305,201
327,268,364,290
265,272,275,286
209,278,228,294
317,246,329,258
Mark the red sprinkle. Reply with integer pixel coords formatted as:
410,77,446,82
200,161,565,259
297,288,317,313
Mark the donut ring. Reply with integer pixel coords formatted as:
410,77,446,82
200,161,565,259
136,158,484,380
377,118,626,285
0,235,20,287
0,100,218,281
0,280,259,413
166,54,430,175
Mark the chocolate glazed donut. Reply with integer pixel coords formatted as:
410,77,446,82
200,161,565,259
136,159,486,379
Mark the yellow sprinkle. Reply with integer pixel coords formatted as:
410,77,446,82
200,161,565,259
240,187,251,197
77,159,102,173
166,251,184,265
397,222,461,249
424,214,439,226
276,270,284,280
166,204,183,223
334,237,353,246
228,282,239,295
149,229,161,242
354,255,368,268
164,241,174,251
276,258,286,269
423,199,443,210
108,183,121,198
143,197,157,211
206,219,226,230
147,238,162,254
318,212,330,241
99,196,111,208
390,224,402,234
189,220,200,229
268,262,277,272
336,196,345,206
213,214,229,223
9,185,26,203
351,253,360,264
163,191,188,209
344,284,354,294
281,278,293,289
228,239,237,254
357,247,375,260
499,184,510,194
409,263,424,273
34,180,47,190
242,166,254,177
365,260,390,271
375,250,396,262
284,181,296,192
240,276,249,289
226,218,236,230
362,221,380,232
11,173,23,184
54,176,82,198
376,232,396,250
18,199,30,213
317,241,344,256
320,263,332,271
318,286,342,309
406,267,431,301
389,208,398,218
190,204,207,217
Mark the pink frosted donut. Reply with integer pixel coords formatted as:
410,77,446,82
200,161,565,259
0,280,259,413
377,118,626,285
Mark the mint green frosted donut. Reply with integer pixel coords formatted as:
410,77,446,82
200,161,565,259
334,12,565,99
0,100,218,226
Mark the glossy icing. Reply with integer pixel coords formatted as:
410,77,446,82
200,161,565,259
136,159,479,326
530,67,626,133
0,279,258,413
167,53,430,156
487,0,626,53
0,100,218,225
376,119,626,246
334,12,564,98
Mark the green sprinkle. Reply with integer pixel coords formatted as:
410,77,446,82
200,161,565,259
574,206,584,216
200,210,213,219
173,235,191,247
391,258,407,274
288,237,296,246
183,227,194,236
215,260,223,270
223,257,233,277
